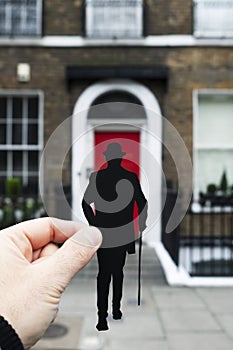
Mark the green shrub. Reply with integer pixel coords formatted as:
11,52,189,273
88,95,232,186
5,178,22,199
207,183,217,194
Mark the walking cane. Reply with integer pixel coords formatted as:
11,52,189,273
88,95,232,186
138,232,142,306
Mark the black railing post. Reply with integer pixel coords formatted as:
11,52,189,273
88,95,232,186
162,189,180,266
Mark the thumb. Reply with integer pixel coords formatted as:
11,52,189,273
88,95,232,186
39,226,102,291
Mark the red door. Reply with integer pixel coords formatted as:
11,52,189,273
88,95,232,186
95,132,140,234
95,132,140,176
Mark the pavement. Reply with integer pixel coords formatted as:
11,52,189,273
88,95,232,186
32,245,233,350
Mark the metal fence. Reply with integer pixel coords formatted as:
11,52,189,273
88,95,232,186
162,190,233,277
180,206,233,277
162,189,180,266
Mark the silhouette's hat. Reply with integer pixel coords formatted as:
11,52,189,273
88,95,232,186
103,142,126,158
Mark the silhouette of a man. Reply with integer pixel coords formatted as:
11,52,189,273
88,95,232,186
82,142,148,331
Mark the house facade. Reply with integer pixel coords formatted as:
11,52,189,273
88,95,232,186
0,0,232,281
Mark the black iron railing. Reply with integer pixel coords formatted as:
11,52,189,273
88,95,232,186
180,206,233,277
162,189,180,266
162,189,233,277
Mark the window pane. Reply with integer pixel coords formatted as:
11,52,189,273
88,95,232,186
194,0,233,37
0,3,7,36
0,151,7,171
28,124,38,145
28,151,38,171
0,97,7,118
27,4,38,34
12,123,22,144
13,151,23,171
0,124,6,144
28,176,38,195
13,97,23,119
198,95,233,147
0,176,6,195
28,97,38,119
197,150,233,193
12,2,22,35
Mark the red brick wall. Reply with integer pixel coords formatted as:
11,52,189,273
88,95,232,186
0,45,232,211
42,0,193,36
44,0,83,36
145,0,193,35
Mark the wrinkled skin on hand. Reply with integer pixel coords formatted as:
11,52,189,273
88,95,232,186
0,217,102,349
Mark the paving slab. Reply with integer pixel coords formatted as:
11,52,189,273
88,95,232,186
106,310,164,339
105,339,170,350
159,309,221,332
32,315,83,350
215,313,233,338
121,283,156,312
167,333,233,350
196,288,233,314
151,287,205,310
60,280,97,314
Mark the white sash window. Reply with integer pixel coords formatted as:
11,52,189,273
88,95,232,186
0,0,42,37
86,0,143,38
194,0,233,37
0,91,43,194
193,91,233,201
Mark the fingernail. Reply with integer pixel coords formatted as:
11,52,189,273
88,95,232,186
70,226,102,248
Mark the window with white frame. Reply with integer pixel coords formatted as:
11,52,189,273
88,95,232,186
0,91,43,195
193,0,233,37
193,91,233,201
0,0,43,37
85,0,143,38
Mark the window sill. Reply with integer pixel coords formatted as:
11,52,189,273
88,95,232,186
0,35,233,47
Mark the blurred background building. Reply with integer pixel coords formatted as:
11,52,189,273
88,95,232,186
0,0,232,282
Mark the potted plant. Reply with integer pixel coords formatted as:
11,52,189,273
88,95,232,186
218,169,228,194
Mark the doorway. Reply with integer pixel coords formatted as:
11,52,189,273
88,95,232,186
72,79,162,244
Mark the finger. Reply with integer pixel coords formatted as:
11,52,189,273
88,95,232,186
32,248,42,261
39,243,59,258
38,226,102,290
4,217,87,251
32,243,59,261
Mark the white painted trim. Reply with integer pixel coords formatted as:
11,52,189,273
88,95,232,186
90,118,145,129
0,89,44,96
72,79,162,244
0,35,233,47
36,0,43,37
193,89,199,202
153,242,233,286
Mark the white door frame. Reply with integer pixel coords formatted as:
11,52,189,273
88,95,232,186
72,79,162,244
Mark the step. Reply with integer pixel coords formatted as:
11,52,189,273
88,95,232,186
75,245,167,285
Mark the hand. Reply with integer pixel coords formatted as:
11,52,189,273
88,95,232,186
0,217,102,349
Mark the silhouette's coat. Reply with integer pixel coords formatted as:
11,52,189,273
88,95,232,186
82,143,148,324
